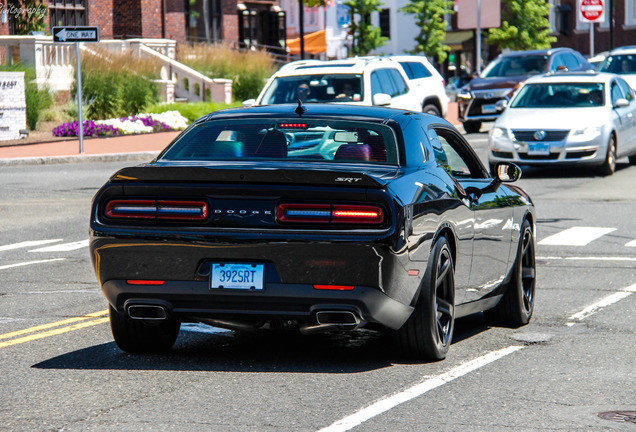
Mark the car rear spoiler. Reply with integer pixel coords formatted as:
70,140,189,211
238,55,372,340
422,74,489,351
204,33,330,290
110,165,392,188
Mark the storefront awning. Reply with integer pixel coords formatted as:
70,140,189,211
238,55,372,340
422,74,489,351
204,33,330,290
286,30,326,55
443,31,473,50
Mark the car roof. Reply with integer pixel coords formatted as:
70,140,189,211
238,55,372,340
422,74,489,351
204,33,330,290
608,45,636,55
523,71,616,84
202,103,448,126
273,57,400,76
497,47,577,58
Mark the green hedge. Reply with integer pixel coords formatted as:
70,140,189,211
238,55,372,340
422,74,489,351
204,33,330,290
145,101,240,123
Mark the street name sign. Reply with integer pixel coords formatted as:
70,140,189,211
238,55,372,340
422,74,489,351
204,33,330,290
52,26,100,43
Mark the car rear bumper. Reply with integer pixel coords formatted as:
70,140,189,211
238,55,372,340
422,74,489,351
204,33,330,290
103,279,414,330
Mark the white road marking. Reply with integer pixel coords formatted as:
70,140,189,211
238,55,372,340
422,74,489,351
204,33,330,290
538,227,616,246
568,283,636,323
316,346,524,432
0,239,62,252
29,240,89,252
537,256,636,262
0,258,65,271
625,240,636,247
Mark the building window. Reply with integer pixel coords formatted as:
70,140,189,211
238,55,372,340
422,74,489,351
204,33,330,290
379,8,390,39
49,0,87,27
627,0,636,26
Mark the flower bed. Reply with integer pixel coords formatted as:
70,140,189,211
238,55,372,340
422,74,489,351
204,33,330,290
52,111,188,138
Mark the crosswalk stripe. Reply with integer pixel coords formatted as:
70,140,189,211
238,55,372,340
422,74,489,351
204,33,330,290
538,227,616,246
0,258,65,270
29,240,89,252
0,239,62,252
625,240,636,247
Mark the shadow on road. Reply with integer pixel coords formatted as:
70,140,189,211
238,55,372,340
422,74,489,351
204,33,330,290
32,316,491,372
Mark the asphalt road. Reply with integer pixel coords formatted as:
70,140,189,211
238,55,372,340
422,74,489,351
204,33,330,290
1,145,635,431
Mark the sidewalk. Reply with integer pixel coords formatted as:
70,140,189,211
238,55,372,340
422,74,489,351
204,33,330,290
0,103,460,166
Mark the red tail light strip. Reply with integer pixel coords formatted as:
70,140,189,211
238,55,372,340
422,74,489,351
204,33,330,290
106,199,208,221
313,284,355,290
278,203,384,224
126,280,166,285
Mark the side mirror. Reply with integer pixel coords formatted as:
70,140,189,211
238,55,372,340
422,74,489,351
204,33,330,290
495,99,508,112
495,162,522,183
242,99,256,107
614,98,630,108
373,93,391,106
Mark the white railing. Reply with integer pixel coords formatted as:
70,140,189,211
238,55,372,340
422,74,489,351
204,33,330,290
0,36,232,104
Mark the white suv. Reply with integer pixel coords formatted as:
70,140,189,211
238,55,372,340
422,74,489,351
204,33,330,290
244,57,422,112
388,55,449,117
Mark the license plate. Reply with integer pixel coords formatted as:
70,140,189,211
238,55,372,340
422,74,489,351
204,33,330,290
210,263,265,290
527,143,550,155
482,104,497,114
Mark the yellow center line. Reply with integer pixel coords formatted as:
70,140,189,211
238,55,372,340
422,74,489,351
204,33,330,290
0,309,109,341
0,317,109,349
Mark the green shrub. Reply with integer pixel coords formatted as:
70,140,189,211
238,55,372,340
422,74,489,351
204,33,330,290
75,47,161,120
0,65,52,130
177,44,276,102
145,101,239,123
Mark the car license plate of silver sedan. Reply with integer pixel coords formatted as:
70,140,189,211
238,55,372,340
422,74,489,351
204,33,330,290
210,263,265,290
482,104,497,114
527,143,550,155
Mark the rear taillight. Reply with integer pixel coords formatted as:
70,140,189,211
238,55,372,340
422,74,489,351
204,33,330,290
106,199,208,221
277,203,384,224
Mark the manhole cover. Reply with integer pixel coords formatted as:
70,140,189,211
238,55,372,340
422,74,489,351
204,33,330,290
598,411,636,424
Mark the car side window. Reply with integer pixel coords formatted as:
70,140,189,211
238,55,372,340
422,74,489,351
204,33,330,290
616,78,634,101
611,81,626,105
401,62,432,79
429,128,487,179
550,54,565,71
389,69,409,96
564,53,580,70
375,69,398,96
370,71,382,97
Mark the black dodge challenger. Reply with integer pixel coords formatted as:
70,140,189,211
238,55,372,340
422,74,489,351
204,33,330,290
90,103,536,360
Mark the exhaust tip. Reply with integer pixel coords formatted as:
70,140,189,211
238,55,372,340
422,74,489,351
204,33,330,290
316,311,360,326
127,304,167,320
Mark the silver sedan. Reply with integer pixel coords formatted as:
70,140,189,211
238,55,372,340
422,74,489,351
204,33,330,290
488,71,636,175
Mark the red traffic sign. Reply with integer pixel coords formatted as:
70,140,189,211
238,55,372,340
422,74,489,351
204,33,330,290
579,0,604,22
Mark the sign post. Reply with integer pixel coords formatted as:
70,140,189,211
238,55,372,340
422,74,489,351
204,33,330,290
52,26,99,154
578,0,605,57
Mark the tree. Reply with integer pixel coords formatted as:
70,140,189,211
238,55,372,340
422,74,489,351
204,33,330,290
400,0,454,63
9,0,46,35
343,0,388,56
486,0,556,51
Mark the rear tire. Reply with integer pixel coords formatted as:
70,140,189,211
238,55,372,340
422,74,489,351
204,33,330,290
109,305,180,353
485,219,536,326
463,121,481,134
396,236,455,361
597,134,616,176
422,104,441,117
628,154,636,165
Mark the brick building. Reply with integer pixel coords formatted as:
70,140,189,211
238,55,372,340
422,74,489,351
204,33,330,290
0,0,285,50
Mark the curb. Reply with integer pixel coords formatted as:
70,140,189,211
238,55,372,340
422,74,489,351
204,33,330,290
0,151,160,166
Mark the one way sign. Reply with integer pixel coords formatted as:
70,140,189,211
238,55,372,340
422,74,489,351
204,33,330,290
53,26,100,43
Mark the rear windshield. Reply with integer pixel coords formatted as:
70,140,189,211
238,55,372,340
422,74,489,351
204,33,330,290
510,82,605,108
160,118,398,164
481,55,548,78
260,74,363,104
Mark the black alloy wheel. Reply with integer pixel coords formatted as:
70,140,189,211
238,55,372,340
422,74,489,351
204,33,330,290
598,134,616,176
109,305,181,353
396,236,455,361
485,219,536,326
463,121,481,134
